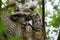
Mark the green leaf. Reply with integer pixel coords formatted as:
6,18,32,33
0,18,7,33
0,0,2,8
53,30,58,32
38,7,42,14
38,1,42,6
48,13,60,27
53,5,58,11
8,7,14,14
0,10,3,17
8,36,23,40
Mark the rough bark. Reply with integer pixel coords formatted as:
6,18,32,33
2,11,16,36
1,0,46,40
25,23,33,40
32,14,46,40
2,11,46,40
2,11,23,38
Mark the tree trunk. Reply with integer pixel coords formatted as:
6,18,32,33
32,14,46,40
57,30,60,40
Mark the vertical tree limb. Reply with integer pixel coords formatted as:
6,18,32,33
42,0,46,40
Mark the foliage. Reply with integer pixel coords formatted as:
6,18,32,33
49,12,60,28
7,36,23,40
0,18,7,33
45,0,60,40
0,7,7,34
